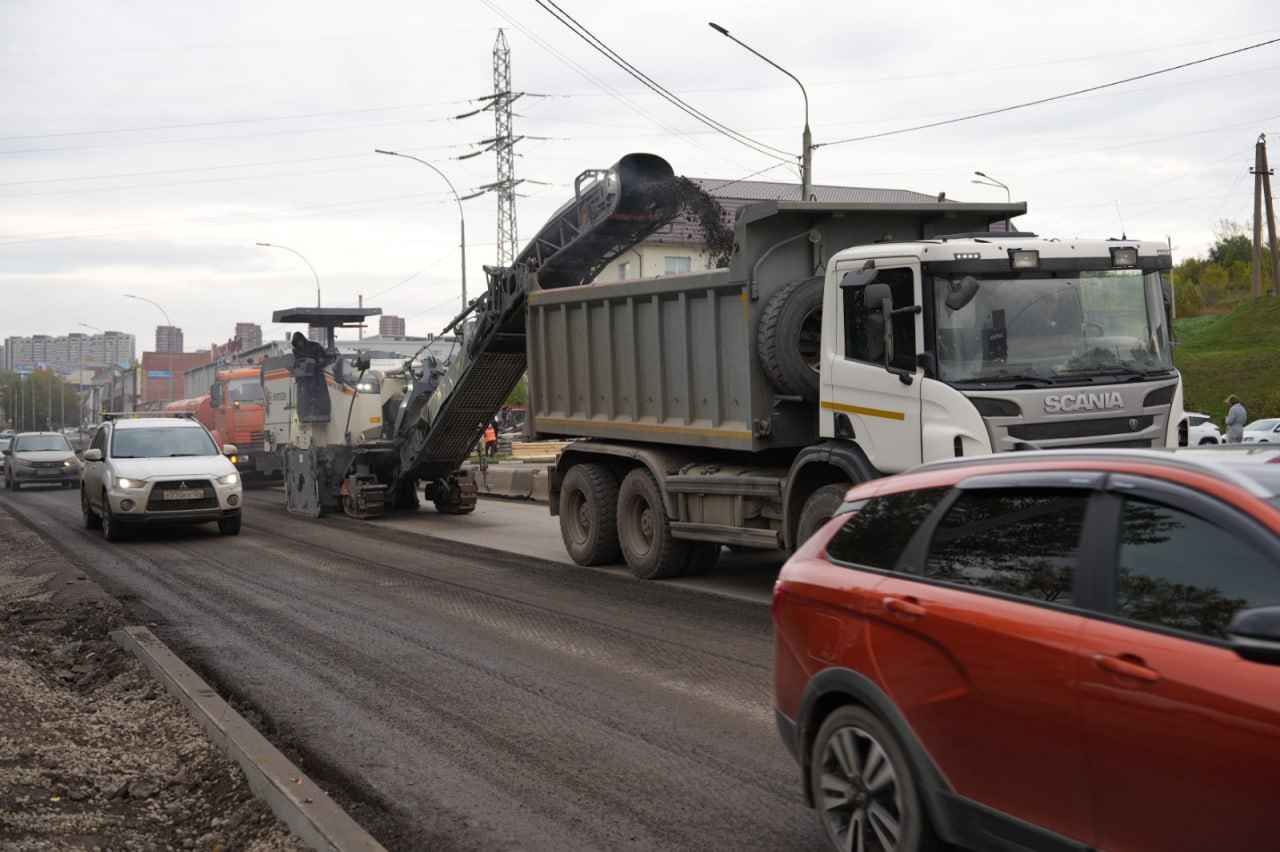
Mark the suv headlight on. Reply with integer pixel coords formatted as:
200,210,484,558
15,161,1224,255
114,477,145,489
63,459,79,469
216,472,240,486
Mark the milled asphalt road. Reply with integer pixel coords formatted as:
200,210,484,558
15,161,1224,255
3,482,818,851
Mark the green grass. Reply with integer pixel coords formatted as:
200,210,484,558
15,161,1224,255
1175,297,1280,421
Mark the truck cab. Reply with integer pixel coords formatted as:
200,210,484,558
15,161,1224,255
821,234,1180,472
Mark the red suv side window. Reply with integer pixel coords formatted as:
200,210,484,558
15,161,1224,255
925,488,1087,605
824,487,947,570
1116,497,1280,639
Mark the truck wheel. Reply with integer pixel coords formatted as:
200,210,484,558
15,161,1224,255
559,463,621,566
796,484,849,548
616,468,689,580
681,541,721,576
758,275,824,402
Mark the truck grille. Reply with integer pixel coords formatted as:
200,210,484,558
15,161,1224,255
1008,415,1155,441
145,479,218,511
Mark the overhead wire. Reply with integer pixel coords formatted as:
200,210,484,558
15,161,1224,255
817,36,1280,148
533,0,793,163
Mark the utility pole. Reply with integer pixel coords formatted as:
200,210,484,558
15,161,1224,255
493,30,520,266
1250,133,1279,298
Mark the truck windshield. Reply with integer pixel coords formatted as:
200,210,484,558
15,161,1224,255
226,377,265,405
933,269,1173,384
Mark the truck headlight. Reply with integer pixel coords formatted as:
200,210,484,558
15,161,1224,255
115,477,144,489
217,472,239,485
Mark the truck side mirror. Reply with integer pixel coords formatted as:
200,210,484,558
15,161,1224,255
209,383,222,408
863,283,892,364
944,275,981,311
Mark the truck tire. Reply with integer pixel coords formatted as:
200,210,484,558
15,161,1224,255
559,463,621,566
681,541,721,576
616,468,690,580
758,275,824,402
796,483,848,548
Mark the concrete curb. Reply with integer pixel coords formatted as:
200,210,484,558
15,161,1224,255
111,626,385,852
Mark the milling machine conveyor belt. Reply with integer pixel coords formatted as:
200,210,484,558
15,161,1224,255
395,153,683,482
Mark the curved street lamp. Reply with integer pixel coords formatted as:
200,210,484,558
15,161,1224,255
124,294,175,405
76,321,102,428
709,22,811,200
375,148,468,313
972,170,1012,230
256,242,321,308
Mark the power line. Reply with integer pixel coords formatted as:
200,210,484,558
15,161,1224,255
535,0,793,163
817,36,1280,149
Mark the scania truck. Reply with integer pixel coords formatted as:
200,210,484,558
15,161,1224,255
261,153,1181,579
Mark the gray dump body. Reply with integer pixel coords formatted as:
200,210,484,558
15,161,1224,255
526,198,1017,453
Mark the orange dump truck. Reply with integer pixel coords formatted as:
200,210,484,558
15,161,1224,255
164,367,278,483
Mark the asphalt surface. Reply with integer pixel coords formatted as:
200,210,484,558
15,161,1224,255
2,482,818,851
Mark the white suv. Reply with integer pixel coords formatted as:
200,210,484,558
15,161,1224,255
1186,412,1222,445
80,414,243,541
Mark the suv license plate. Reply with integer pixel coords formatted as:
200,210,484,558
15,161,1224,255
163,489,204,500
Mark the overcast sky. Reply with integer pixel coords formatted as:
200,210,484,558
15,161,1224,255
3,0,1278,354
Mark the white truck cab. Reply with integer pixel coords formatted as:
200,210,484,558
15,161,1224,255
821,233,1181,474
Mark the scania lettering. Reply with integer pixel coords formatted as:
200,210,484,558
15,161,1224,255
1044,392,1126,413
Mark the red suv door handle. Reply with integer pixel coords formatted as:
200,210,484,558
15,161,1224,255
884,597,927,617
1093,653,1160,684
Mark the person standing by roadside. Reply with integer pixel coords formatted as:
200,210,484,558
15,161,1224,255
1225,394,1247,443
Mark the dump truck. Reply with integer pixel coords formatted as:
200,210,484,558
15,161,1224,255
262,153,1182,579
164,366,278,483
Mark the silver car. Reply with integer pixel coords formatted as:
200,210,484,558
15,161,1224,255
80,414,243,541
3,431,82,490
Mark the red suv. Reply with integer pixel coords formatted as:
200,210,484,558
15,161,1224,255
774,448,1280,852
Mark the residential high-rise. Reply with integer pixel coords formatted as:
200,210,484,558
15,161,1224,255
234,322,263,350
155,325,183,354
3,331,135,373
379,315,406,337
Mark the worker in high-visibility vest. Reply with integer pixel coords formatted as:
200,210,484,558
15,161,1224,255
484,425,498,457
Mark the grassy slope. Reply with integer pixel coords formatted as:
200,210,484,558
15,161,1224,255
1174,297,1280,421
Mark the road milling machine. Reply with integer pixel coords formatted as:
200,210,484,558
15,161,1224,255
260,153,682,519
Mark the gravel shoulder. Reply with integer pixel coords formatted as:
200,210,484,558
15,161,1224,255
0,504,306,851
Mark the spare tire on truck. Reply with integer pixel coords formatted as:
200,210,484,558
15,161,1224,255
758,275,824,402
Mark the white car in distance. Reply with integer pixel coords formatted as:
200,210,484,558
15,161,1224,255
1242,418,1280,444
1185,412,1222,445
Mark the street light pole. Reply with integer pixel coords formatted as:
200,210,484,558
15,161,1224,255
375,149,469,313
256,242,321,308
124,294,175,405
709,22,811,200
973,170,1012,231
78,321,103,427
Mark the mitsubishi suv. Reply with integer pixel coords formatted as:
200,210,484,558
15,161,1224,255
80,414,243,541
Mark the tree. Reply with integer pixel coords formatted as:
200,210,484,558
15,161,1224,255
1208,219,1252,267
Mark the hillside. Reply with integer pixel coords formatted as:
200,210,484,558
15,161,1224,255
1174,296,1280,421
